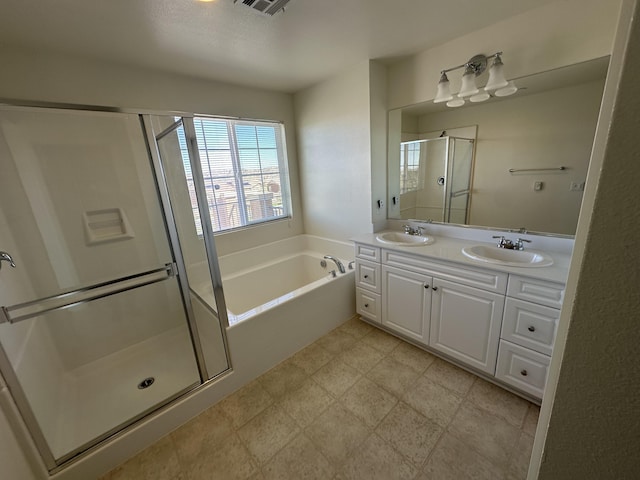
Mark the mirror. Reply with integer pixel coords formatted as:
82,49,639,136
387,57,610,236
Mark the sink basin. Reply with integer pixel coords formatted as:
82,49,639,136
376,232,434,246
461,245,553,267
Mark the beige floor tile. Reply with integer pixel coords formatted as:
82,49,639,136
468,379,530,427
280,379,333,428
220,380,274,429
247,471,266,480
259,359,308,398
389,342,436,374
375,402,442,467
315,328,358,355
185,433,258,480
290,342,334,375
238,404,300,465
338,316,376,339
339,434,418,480
340,341,385,374
366,356,420,398
170,404,234,465
404,376,463,427
361,328,401,353
312,358,361,397
448,401,521,466
340,377,398,428
101,435,181,480
419,433,506,480
305,402,370,464
522,404,540,435
423,358,476,396
507,432,535,479
263,433,334,480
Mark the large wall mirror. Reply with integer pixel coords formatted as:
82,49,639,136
387,56,610,236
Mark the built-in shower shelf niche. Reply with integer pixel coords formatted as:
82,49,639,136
83,208,135,245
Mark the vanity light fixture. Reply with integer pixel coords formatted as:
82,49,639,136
434,52,518,107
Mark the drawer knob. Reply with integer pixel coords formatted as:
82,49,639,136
432,286,438,291
520,369,528,376
364,275,369,279
424,284,429,289
528,326,536,332
364,303,369,308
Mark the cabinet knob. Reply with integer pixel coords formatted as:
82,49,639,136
424,284,429,289
520,369,528,376
528,326,536,332
364,303,369,308
364,275,369,279
432,286,438,291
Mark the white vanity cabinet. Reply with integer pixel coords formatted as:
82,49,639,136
355,247,382,324
354,241,567,401
381,265,431,343
495,275,564,398
357,245,508,374
429,278,505,374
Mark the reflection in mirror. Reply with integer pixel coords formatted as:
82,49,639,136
400,135,475,224
387,57,610,236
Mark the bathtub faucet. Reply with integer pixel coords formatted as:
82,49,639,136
324,255,345,274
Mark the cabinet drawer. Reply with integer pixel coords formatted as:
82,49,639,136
502,298,559,355
356,288,381,324
355,259,381,293
495,340,550,399
355,244,380,262
383,250,507,294
507,275,565,308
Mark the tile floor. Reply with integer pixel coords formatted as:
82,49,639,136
101,316,539,480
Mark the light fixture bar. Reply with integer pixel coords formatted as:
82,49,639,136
433,51,517,107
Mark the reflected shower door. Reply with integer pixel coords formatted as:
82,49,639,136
0,107,201,468
446,138,474,224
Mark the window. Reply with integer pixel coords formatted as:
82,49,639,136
400,141,421,193
177,117,291,234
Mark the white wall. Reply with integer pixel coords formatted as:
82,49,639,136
0,47,304,256
387,0,621,109
294,61,375,241
417,80,605,234
532,0,640,477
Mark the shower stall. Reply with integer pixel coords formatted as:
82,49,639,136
399,136,475,223
0,106,232,472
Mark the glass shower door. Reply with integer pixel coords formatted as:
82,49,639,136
0,107,201,468
144,115,230,380
445,138,475,224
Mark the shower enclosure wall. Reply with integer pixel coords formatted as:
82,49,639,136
0,106,231,472
399,136,475,224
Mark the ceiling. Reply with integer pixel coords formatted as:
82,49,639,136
0,0,558,93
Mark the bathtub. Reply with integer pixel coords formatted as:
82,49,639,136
192,234,356,382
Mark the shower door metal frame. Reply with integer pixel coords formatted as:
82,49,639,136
0,102,227,473
141,114,232,368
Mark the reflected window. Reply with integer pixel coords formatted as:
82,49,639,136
400,141,421,193
177,117,291,234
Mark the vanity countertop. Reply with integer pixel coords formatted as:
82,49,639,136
351,231,572,285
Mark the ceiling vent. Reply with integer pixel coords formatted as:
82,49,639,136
235,0,291,16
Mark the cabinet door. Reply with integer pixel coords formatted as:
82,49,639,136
382,265,431,344
429,278,505,374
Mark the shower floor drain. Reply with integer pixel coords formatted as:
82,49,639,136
138,377,155,389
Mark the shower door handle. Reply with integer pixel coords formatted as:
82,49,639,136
0,251,16,269
0,263,177,325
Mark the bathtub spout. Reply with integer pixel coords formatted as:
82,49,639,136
324,255,345,274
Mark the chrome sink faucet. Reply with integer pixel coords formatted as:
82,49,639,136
403,225,424,236
492,236,531,251
324,255,345,274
